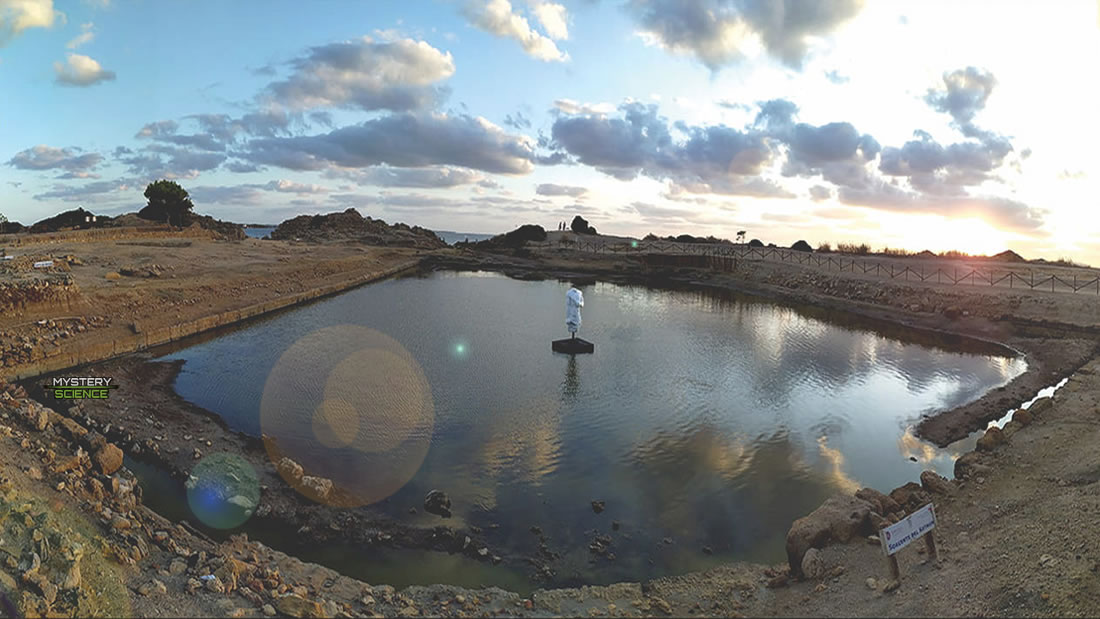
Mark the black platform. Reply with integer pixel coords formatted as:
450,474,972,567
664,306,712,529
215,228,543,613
552,338,594,354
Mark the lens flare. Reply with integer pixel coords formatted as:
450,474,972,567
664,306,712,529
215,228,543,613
261,325,434,507
451,339,470,360
185,452,261,530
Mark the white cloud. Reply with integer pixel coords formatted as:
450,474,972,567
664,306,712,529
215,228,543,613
54,52,115,86
553,98,614,116
269,35,455,112
66,21,93,49
530,2,568,40
0,0,65,46
463,0,568,62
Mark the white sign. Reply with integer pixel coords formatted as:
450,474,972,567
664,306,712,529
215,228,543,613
879,503,936,556
33,260,54,268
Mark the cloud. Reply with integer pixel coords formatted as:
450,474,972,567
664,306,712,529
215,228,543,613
8,145,102,174
463,0,569,62
33,179,131,202
838,181,1044,233
66,21,93,48
877,129,1012,195
531,2,569,40
8,144,102,171
809,184,832,201
503,110,532,130
331,166,489,188
549,101,785,196
55,170,99,179
225,160,262,173
241,113,536,174
924,67,996,133
117,143,225,180
259,179,328,194
0,0,64,46
824,69,849,84
268,35,455,111
135,119,225,152
535,183,587,197
552,98,614,116
628,0,864,71
53,53,115,86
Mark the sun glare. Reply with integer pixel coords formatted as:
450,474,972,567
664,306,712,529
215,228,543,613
895,217,1009,256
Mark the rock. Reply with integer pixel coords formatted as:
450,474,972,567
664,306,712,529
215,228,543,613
954,451,991,479
61,562,81,589
138,579,166,596
1039,554,1058,567
423,489,452,518
1028,397,1053,416
1012,408,1033,426
786,495,874,577
1001,420,1024,438
169,558,188,576
855,487,901,515
920,470,956,496
702,546,713,555
801,548,827,580
870,512,889,531
92,443,124,475
765,574,789,589
976,426,1005,452
277,457,304,484
300,476,333,503
263,604,276,617
203,574,225,593
611,520,621,531
105,272,121,280
33,409,49,432
110,516,131,530
591,500,605,514
276,593,323,618
866,577,877,590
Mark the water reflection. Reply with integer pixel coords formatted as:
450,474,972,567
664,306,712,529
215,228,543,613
153,271,1026,586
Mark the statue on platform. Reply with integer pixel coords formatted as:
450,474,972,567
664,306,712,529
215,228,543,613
566,286,584,338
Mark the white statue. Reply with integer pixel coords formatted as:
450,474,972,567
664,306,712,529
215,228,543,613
566,287,584,338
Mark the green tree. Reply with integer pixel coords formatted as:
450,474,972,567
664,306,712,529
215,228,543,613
138,180,194,227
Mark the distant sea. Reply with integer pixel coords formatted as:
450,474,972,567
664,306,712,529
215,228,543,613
433,230,495,245
243,226,275,239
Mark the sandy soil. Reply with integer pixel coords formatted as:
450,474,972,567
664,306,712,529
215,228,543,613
2,232,1100,617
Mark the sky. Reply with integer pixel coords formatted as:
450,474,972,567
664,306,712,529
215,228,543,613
2,0,1099,263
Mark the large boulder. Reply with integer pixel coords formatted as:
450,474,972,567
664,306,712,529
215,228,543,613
855,487,901,515
919,470,956,496
1027,397,1053,416
299,476,332,503
786,495,874,577
92,443,124,475
976,426,1005,452
276,457,304,485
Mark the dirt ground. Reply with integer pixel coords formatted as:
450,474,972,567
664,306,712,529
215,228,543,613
2,230,1100,617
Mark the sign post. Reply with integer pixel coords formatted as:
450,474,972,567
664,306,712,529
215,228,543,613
878,503,938,590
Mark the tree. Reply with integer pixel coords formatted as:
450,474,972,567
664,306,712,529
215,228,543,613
736,230,746,244
138,180,194,227
570,215,597,235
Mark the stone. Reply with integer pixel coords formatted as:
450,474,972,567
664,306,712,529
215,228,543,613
591,500,606,514
954,451,991,479
1028,397,1053,416
1001,420,1024,438
866,577,877,590
423,489,452,518
105,272,121,280
277,457,304,484
785,495,874,577
855,487,901,515
765,574,789,589
1012,408,1033,426
920,470,956,496
263,604,277,617
976,427,1005,452
801,548,827,580
870,512,889,531
138,579,166,596
61,562,81,589
92,443,124,475
276,593,323,618
204,575,226,593
300,476,332,503
33,409,49,432
170,558,188,576
110,516,131,530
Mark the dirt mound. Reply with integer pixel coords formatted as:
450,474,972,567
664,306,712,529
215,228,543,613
990,249,1026,263
271,208,445,249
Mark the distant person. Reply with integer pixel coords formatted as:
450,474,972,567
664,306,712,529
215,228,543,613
566,286,584,338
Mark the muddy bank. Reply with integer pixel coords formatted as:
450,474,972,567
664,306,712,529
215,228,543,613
423,249,1100,447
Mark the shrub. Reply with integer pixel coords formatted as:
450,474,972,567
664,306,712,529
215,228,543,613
816,242,832,253
790,240,813,252
836,242,871,255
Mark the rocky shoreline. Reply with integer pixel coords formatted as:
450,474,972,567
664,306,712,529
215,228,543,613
3,237,1100,616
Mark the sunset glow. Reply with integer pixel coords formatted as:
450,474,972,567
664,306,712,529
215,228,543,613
1,0,1098,264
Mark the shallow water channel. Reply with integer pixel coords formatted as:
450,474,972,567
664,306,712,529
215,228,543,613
139,270,1025,589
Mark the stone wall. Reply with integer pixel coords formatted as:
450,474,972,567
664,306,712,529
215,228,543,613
0,226,219,248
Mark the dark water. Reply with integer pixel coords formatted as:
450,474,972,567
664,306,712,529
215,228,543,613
243,226,275,239
151,271,1024,587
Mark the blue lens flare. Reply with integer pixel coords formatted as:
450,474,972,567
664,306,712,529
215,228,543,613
451,339,470,360
186,453,261,530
